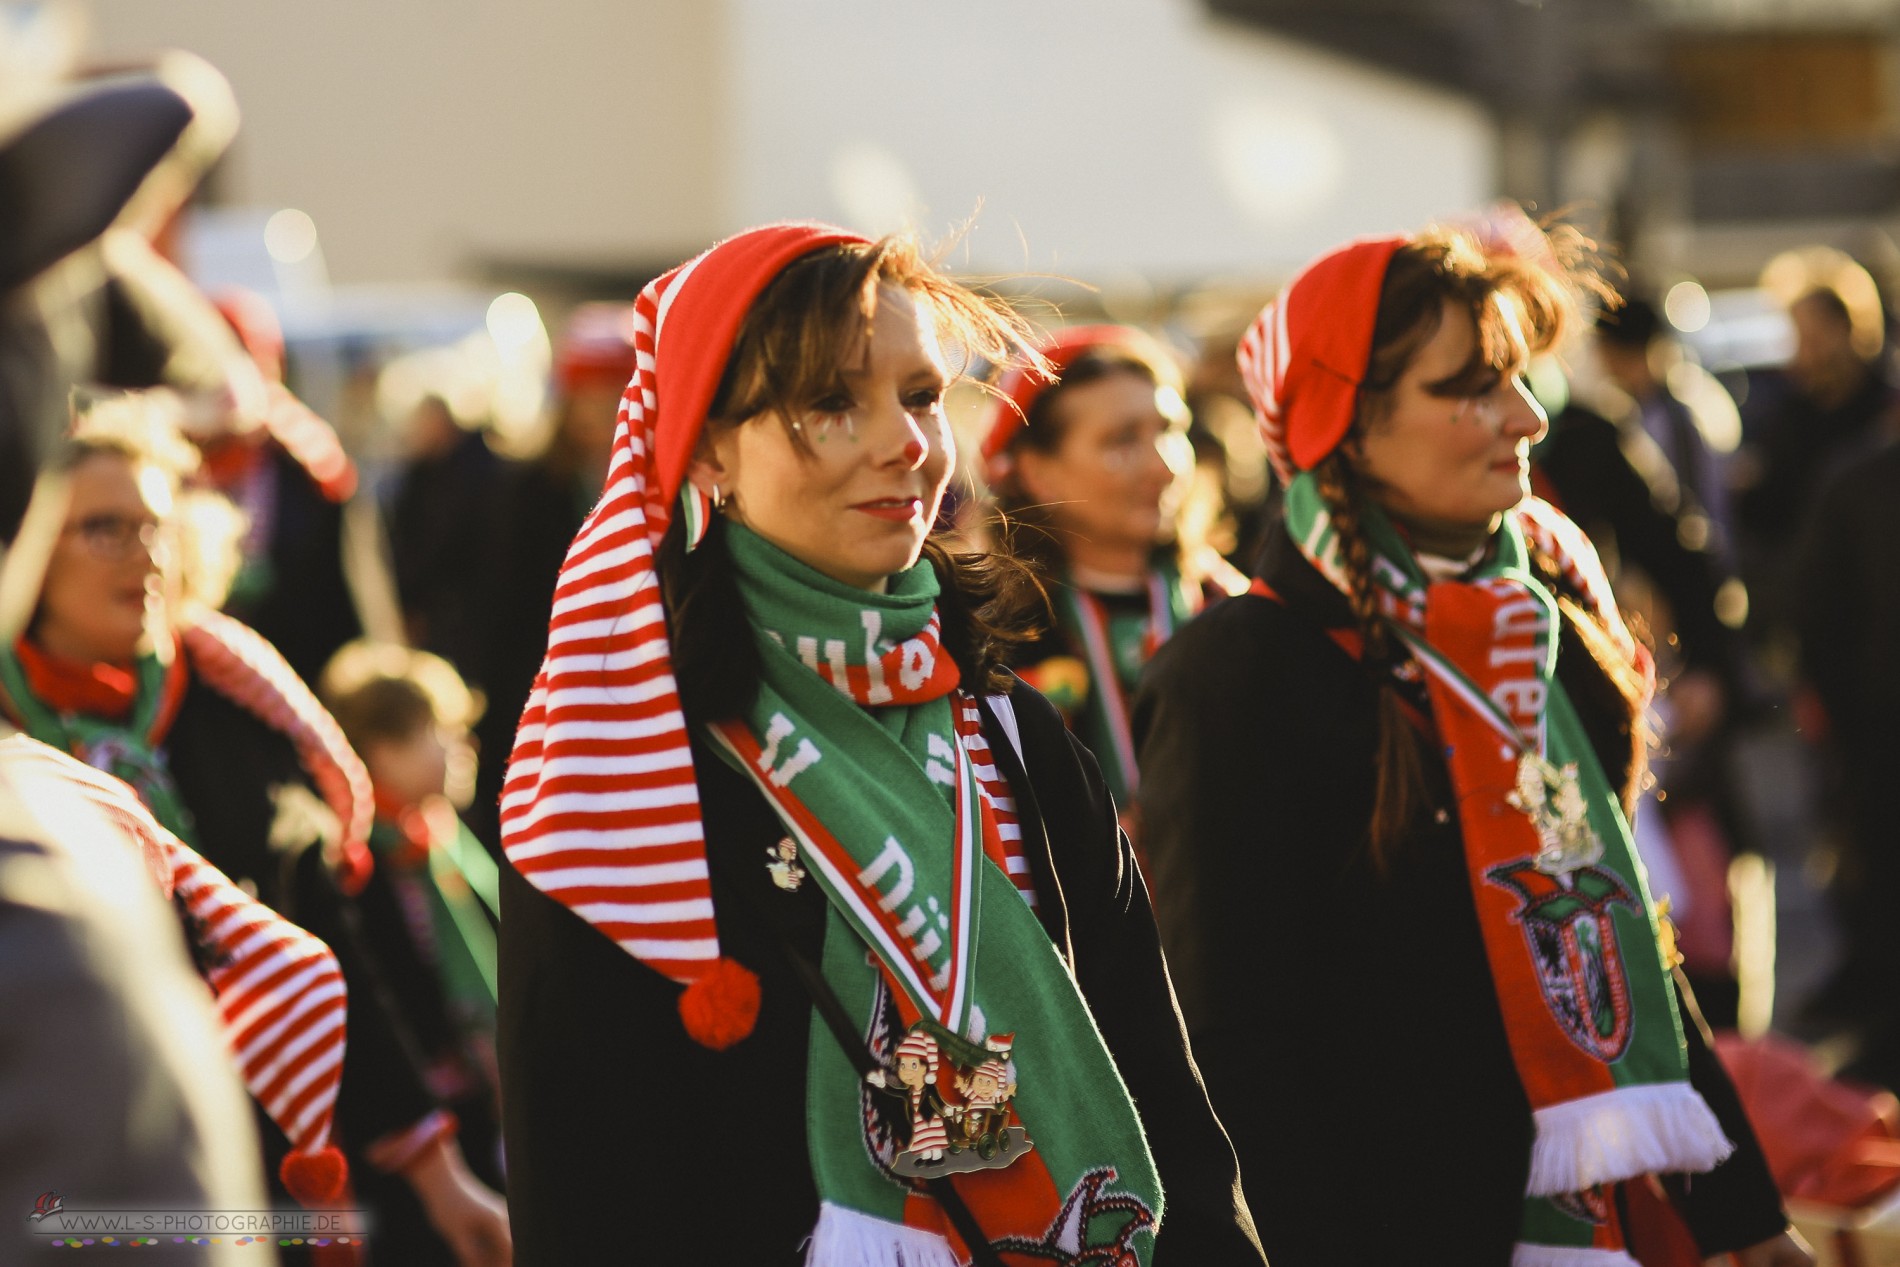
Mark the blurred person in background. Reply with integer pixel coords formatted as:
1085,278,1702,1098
1793,413,1900,1092
982,326,1246,839
386,388,514,716
198,287,363,687
498,224,1263,1265
1592,297,1734,565
322,640,505,1265
476,303,634,851
1136,226,1804,1265
1737,279,1897,651
0,396,510,1266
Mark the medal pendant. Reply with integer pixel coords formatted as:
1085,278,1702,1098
881,1027,1033,1179
1507,753,1603,877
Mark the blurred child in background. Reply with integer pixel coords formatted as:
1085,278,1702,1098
320,640,505,1259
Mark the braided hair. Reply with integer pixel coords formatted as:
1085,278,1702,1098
1311,450,1431,870
1312,227,1643,869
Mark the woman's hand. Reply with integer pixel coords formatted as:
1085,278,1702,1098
402,1133,514,1267
1708,1228,1815,1267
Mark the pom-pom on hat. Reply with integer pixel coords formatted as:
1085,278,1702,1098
499,222,866,1050
979,324,1180,485
1236,235,1407,485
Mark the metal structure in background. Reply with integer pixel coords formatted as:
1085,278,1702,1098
1208,0,1900,285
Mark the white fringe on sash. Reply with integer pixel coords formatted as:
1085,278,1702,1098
1512,1246,1641,1266
1527,1082,1734,1197
804,1201,962,1267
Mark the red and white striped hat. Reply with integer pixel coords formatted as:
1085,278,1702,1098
1235,235,1406,485
181,610,375,896
15,739,350,1204
499,222,867,1050
895,1031,941,1079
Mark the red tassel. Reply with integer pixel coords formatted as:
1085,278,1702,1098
678,956,761,1050
280,1146,348,1205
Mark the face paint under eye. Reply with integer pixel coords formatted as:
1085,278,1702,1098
793,411,858,445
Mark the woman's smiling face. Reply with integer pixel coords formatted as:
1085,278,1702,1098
692,286,953,593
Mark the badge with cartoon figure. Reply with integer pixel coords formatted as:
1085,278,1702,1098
874,1025,1041,1177
765,835,806,891
870,1028,1033,1178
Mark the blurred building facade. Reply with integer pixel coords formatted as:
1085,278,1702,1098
1215,0,1900,287
88,0,1495,295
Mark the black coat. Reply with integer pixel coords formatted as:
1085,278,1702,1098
1133,522,1787,1266
499,679,1264,1265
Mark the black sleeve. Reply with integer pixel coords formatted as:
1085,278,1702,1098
1009,683,1266,1266
1129,599,1320,1039
287,847,440,1154
1664,975,1790,1256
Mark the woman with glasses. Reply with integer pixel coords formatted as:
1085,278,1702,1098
981,327,1244,837
1133,227,1807,1265
0,395,512,1267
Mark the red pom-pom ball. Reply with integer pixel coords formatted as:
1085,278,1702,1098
280,1146,348,1205
678,956,761,1049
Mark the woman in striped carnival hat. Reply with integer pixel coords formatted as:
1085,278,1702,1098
1133,222,1808,1266
496,223,1264,1266
0,396,511,1265
982,327,1246,841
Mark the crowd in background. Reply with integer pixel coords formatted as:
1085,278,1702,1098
6,35,1900,1267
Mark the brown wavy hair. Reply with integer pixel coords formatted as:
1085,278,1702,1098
664,236,1050,723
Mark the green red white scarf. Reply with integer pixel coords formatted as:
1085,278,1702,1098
0,611,374,893
1282,472,1731,1265
705,524,1162,1267
0,634,197,838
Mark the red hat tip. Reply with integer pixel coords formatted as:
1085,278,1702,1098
280,1146,348,1206
679,956,762,1050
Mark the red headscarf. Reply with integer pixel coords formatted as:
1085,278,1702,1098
1235,235,1406,484
499,222,866,1048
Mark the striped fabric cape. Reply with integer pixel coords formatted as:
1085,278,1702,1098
499,222,869,1046
2,734,349,1202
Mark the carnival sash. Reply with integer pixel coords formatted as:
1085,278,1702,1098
705,525,1162,1267
1036,563,1197,809
1282,474,1731,1266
